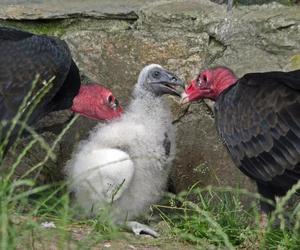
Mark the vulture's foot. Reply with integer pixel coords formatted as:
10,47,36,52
259,212,268,231
258,212,268,243
125,221,159,238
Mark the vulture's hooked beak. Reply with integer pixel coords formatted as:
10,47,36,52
151,70,185,97
180,79,208,104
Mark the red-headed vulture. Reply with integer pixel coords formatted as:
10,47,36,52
0,27,122,155
182,66,300,217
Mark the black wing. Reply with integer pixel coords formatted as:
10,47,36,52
0,27,34,43
215,70,300,186
0,28,72,122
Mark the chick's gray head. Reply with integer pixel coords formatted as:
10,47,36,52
137,64,184,97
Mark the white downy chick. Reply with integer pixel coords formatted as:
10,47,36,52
65,64,184,237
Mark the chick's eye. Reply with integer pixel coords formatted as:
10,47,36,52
153,71,161,78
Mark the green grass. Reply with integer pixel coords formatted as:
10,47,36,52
1,159,300,249
155,185,300,249
3,174,300,250
0,178,121,249
0,77,121,249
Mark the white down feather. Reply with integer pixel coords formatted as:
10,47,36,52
65,64,176,222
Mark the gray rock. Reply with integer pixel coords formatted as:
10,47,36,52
0,0,152,20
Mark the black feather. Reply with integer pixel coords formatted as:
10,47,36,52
215,69,300,213
0,27,81,152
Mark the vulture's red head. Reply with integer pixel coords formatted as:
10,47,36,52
182,67,238,103
71,84,123,121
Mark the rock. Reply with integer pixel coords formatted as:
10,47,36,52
2,0,300,200
0,0,152,20
170,102,254,193
210,0,297,5
62,26,207,106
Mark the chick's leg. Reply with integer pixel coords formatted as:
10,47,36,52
125,221,159,238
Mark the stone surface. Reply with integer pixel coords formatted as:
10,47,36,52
1,0,234,21
1,0,300,197
0,0,153,20
211,0,299,5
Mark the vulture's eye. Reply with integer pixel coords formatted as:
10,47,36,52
107,95,119,109
107,95,114,104
153,71,161,78
196,76,202,86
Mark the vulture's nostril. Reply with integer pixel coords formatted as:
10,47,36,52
115,99,119,107
171,77,177,82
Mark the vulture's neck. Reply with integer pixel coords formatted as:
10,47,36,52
214,71,238,100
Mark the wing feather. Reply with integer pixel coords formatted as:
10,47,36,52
0,30,72,121
0,27,33,42
216,71,300,184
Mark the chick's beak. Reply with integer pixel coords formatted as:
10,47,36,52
152,70,185,96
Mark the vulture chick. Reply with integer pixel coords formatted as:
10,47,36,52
66,64,184,237
182,66,300,221
0,27,122,154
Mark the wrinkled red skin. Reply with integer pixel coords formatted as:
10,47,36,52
71,84,123,121
184,79,213,102
183,67,238,102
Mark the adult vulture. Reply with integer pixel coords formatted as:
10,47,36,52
0,27,122,155
182,66,300,218
66,64,184,237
